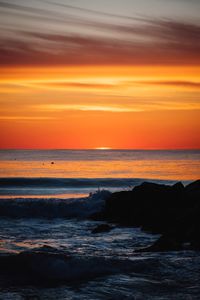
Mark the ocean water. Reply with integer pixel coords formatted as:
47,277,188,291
0,149,199,199
0,150,200,299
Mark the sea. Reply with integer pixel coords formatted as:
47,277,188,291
0,149,200,299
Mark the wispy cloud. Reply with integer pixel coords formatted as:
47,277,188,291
0,1,200,66
125,80,200,89
37,99,200,113
37,81,115,89
36,104,139,113
1,79,200,91
0,116,55,120
41,0,140,21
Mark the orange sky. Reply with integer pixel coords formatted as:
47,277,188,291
1,65,199,149
0,1,200,149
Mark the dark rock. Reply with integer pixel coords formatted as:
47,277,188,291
137,235,182,252
0,247,71,286
138,180,200,252
100,181,187,233
185,180,200,200
172,181,185,191
93,179,200,252
92,223,113,234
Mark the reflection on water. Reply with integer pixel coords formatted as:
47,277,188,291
0,218,200,300
0,150,199,180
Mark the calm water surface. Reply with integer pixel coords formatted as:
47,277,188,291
0,149,199,180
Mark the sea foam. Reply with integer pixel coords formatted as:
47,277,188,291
0,190,111,218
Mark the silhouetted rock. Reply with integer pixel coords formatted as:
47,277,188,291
91,223,113,234
99,181,187,233
137,180,200,252
93,180,200,252
137,234,182,252
185,179,200,200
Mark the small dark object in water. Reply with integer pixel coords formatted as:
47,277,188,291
51,161,54,164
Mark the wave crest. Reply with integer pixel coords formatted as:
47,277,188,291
0,190,111,218
0,246,158,285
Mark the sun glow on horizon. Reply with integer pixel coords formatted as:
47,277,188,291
95,147,112,150
0,0,200,149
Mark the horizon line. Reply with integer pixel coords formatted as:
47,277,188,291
0,148,199,151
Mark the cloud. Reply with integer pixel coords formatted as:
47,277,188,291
3,79,199,91
41,0,140,21
126,80,200,89
0,116,54,120
0,1,200,66
36,104,138,113
36,95,200,113
0,1,76,22
37,81,115,89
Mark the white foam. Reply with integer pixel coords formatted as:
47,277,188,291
0,190,111,218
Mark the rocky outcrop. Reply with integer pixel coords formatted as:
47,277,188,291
92,180,200,252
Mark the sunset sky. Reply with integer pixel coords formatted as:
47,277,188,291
0,0,200,149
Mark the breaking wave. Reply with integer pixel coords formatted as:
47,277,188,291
0,190,111,218
2,245,199,288
0,246,161,286
0,177,177,218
